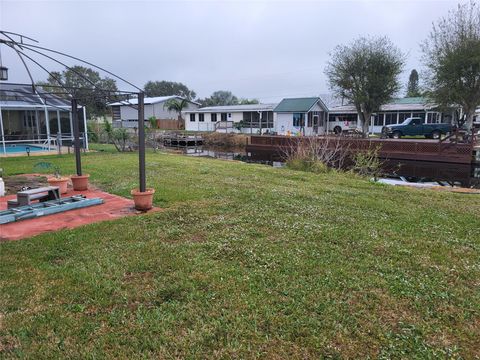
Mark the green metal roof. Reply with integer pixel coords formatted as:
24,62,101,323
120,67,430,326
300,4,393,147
390,97,426,105
274,97,320,112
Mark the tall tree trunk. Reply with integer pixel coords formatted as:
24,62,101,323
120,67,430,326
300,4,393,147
360,112,371,137
178,114,184,130
465,108,475,130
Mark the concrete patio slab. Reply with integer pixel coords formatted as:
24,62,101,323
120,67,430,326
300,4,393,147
0,187,159,241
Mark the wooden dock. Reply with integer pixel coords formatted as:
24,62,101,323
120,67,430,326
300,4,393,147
246,135,477,164
163,135,203,148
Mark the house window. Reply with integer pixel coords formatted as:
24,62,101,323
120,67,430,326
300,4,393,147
199,113,205,122
251,112,260,127
385,113,397,125
189,113,195,122
112,106,121,121
373,113,384,126
211,113,217,122
398,112,411,123
221,113,227,121
262,111,274,128
427,112,440,123
293,113,305,127
243,112,252,126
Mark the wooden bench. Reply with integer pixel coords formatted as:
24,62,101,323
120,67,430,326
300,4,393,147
7,186,60,209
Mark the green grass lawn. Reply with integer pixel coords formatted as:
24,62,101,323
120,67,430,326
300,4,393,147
1,148,479,358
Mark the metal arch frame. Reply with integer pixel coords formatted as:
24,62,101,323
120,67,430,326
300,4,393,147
0,30,147,192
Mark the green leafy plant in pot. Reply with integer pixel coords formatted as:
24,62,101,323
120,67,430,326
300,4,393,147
34,162,69,194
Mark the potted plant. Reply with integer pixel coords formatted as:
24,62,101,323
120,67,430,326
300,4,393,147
71,173,90,191
131,188,155,211
34,162,69,194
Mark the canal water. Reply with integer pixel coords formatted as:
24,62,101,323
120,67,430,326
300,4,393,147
179,146,480,189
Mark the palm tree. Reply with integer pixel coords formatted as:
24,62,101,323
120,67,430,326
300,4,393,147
163,98,189,129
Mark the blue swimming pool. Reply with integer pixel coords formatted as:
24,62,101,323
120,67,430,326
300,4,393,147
4,144,48,154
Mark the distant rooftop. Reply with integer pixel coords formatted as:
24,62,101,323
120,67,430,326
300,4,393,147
108,95,200,106
185,103,277,113
329,97,436,113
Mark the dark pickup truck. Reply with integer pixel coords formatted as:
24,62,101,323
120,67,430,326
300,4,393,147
382,117,452,139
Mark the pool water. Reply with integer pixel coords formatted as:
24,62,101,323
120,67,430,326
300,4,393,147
4,145,48,154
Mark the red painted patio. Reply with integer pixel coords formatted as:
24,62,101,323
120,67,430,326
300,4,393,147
0,188,159,241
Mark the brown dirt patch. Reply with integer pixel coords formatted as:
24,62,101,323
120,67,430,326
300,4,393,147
203,132,248,147
0,335,20,353
3,174,48,195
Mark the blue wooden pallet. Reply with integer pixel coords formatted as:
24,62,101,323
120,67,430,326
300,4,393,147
0,195,104,224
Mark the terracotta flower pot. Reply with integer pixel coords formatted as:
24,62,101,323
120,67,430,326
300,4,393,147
47,177,69,194
131,188,155,211
71,174,90,191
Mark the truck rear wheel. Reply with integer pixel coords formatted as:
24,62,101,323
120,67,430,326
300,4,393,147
432,130,441,140
392,131,402,139
333,126,342,135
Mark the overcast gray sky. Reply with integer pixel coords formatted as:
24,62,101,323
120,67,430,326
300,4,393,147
0,0,466,102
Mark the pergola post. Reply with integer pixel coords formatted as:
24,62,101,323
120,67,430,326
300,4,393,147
82,106,88,150
69,110,73,139
138,92,146,192
71,98,82,176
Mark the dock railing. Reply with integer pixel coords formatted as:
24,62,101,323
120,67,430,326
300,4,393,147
247,134,475,164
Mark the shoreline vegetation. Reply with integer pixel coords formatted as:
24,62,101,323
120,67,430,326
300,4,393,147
202,132,249,147
1,149,479,358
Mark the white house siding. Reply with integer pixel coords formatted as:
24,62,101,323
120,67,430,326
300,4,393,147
185,111,244,132
120,101,199,121
275,113,298,135
184,109,276,133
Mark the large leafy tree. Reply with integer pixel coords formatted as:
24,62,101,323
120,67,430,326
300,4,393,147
198,90,239,106
144,80,196,100
325,36,405,135
197,90,259,107
239,98,260,105
406,69,421,97
38,65,118,119
422,1,480,129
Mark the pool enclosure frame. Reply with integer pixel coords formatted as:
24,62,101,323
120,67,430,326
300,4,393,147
0,30,148,192
0,84,89,155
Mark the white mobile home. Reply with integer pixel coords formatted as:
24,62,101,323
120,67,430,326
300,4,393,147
183,103,277,133
109,96,200,128
327,97,451,134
